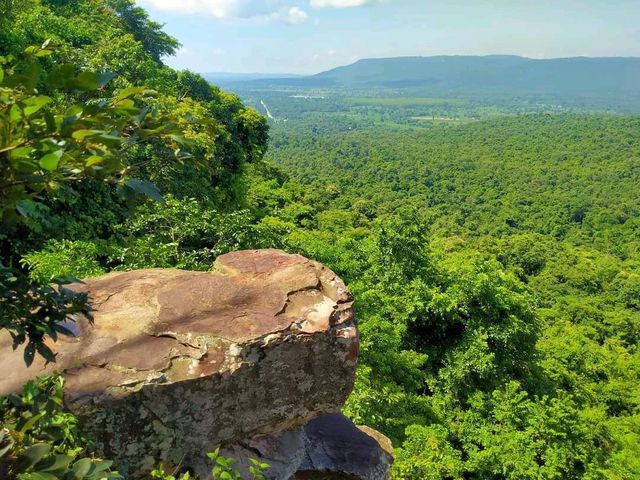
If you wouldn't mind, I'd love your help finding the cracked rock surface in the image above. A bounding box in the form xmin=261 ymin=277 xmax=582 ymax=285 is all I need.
xmin=0 ymin=249 xmax=359 ymax=477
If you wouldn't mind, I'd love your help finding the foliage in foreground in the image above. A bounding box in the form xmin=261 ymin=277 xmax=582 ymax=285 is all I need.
xmin=0 ymin=42 xmax=193 ymax=360
xmin=1 ymin=0 xmax=267 ymax=360
xmin=0 ymin=375 xmax=123 ymax=479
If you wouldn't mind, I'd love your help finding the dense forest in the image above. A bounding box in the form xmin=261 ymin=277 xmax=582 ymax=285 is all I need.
xmin=261 ymin=113 xmax=640 ymax=479
xmin=1 ymin=1 xmax=639 ymax=479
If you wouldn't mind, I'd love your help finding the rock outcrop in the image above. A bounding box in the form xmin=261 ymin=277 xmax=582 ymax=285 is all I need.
xmin=221 ymin=413 xmax=394 ymax=480
xmin=0 ymin=249 xmax=392 ymax=478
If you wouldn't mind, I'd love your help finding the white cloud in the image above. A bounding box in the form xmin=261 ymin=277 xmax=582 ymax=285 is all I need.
xmin=139 ymin=0 xmax=280 ymax=19
xmin=286 ymin=6 xmax=308 ymax=24
xmin=140 ymin=0 xmax=376 ymax=17
xmin=310 ymin=0 xmax=377 ymax=7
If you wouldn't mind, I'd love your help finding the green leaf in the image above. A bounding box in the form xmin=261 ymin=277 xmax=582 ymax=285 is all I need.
xmin=10 ymin=146 xmax=35 ymax=159
xmin=72 ymin=129 xmax=103 ymax=140
xmin=10 ymin=103 xmax=22 ymax=122
xmin=97 ymin=72 xmax=116 ymax=87
xmin=0 ymin=67 xmax=4 ymax=84
xmin=4 ymin=62 xmax=40 ymax=89
xmin=116 ymin=86 xmax=145 ymax=101
xmin=28 ymin=472 xmax=58 ymax=480
xmin=35 ymin=49 xmax=54 ymax=58
xmin=114 ymin=99 xmax=136 ymax=110
xmin=39 ymin=153 xmax=60 ymax=171
xmin=169 ymin=134 xmax=195 ymax=147
xmin=206 ymin=447 xmax=220 ymax=460
xmin=44 ymin=110 xmax=57 ymax=131
xmin=24 ymin=62 xmax=42 ymax=88
xmin=74 ymin=71 xmax=99 ymax=90
xmin=36 ymin=453 xmax=74 ymax=472
xmin=18 ymin=412 xmax=43 ymax=433
xmin=124 ymin=179 xmax=165 ymax=203
xmin=94 ymin=135 xmax=123 ymax=148
xmin=12 ymin=158 xmax=38 ymax=173
xmin=216 ymin=456 xmax=235 ymax=467
xmin=72 ymin=458 xmax=93 ymax=479
xmin=92 ymin=460 xmax=114 ymax=473
xmin=85 ymin=155 xmax=104 ymax=167
xmin=16 ymin=443 xmax=51 ymax=469
xmin=23 ymin=96 xmax=53 ymax=117
xmin=73 ymin=71 xmax=114 ymax=91
xmin=48 ymin=64 xmax=76 ymax=89
xmin=138 ymin=126 xmax=167 ymax=139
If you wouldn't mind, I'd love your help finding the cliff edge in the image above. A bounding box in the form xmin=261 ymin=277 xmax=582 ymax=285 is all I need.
xmin=0 ymin=249 xmax=392 ymax=479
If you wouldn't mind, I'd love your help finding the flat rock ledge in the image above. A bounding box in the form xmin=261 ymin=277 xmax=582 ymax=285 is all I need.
xmin=0 ymin=250 xmax=392 ymax=478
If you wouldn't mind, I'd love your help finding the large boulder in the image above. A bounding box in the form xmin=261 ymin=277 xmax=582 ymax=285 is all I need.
xmin=0 ymin=250 xmax=359 ymax=477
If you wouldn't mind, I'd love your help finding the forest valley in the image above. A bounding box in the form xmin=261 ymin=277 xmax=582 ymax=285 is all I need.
xmin=1 ymin=1 xmax=639 ymax=479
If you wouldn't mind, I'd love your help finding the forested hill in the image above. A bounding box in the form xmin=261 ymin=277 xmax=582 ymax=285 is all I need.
xmin=238 ymin=55 xmax=640 ymax=112
xmin=313 ymin=55 xmax=640 ymax=92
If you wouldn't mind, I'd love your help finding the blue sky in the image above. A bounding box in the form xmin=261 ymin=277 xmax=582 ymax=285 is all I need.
xmin=136 ymin=0 xmax=640 ymax=74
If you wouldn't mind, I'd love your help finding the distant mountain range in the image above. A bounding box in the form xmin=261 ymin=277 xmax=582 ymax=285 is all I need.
xmin=313 ymin=55 xmax=639 ymax=92
xmin=211 ymin=55 xmax=640 ymax=111
xmin=201 ymin=72 xmax=300 ymax=85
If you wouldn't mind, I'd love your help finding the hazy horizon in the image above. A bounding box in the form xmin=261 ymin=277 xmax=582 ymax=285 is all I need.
xmin=200 ymin=53 xmax=640 ymax=78
xmin=137 ymin=0 xmax=640 ymax=74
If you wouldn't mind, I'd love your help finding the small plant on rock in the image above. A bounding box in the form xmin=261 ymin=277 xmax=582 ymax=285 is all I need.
xmin=207 ymin=448 xmax=268 ymax=480
xmin=0 ymin=375 xmax=122 ymax=480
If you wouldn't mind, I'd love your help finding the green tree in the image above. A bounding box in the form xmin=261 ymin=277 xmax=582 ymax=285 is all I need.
xmin=0 ymin=44 xmax=186 ymax=361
